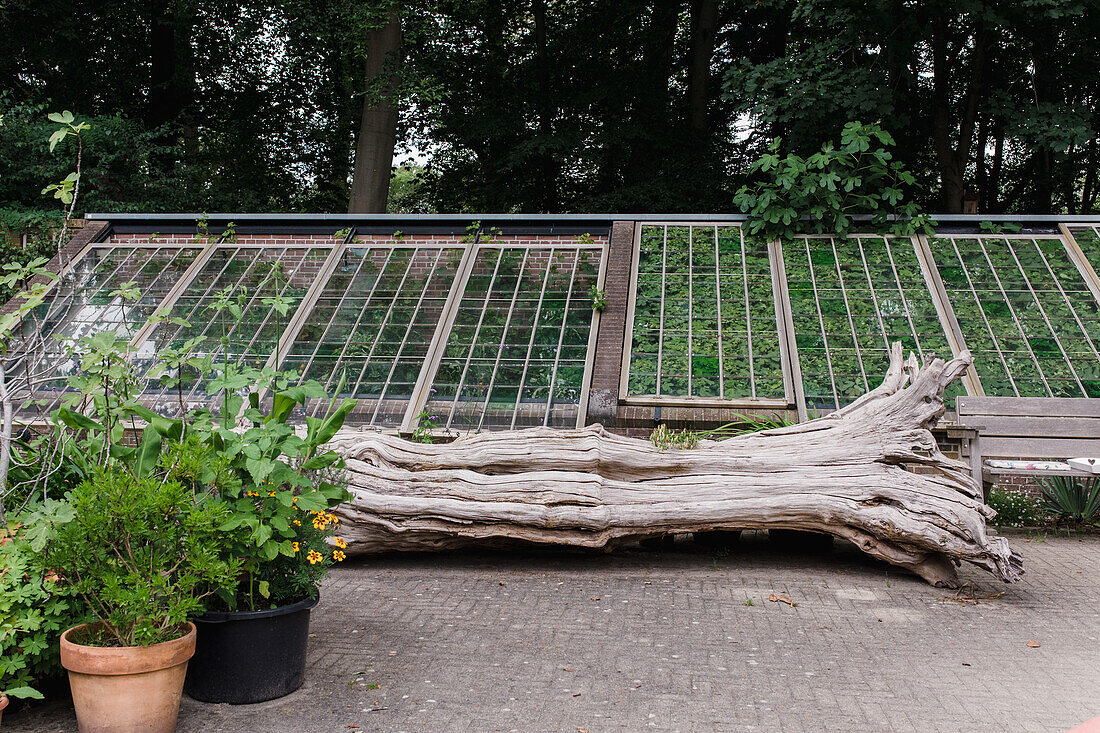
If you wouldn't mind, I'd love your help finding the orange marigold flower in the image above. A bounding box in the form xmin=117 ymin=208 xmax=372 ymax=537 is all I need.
xmin=307 ymin=550 xmax=323 ymax=565
xmin=333 ymin=537 xmax=347 ymax=549
xmin=291 ymin=542 xmax=300 ymax=553
xmin=333 ymin=550 xmax=346 ymax=562
xmin=293 ymin=519 xmax=301 ymax=526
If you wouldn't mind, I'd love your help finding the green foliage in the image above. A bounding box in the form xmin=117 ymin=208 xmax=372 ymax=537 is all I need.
xmin=1037 ymin=476 xmax=1100 ymax=526
xmin=388 ymin=164 xmax=435 ymax=213
xmin=185 ymin=364 xmax=355 ymax=610
xmin=978 ymin=221 xmax=1023 ymax=234
xmin=650 ymin=412 xmax=801 ymax=452
xmin=734 ymin=122 xmax=936 ymax=240
xmin=589 ymin=285 xmax=607 ymax=312
xmin=709 ymin=412 xmax=800 ymax=438
xmin=986 ymin=486 xmax=1049 ymax=528
xmin=52 ymin=328 xmax=183 ymax=485
xmin=40 ymin=469 xmax=240 ymax=647
xmin=410 ymin=409 xmax=439 ymax=444
xmin=0 ymin=3 xmax=1097 ymax=215
xmin=649 ymin=424 xmax=700 ymax=451
xmin=0 ymin=518 xmax=83 ymax=699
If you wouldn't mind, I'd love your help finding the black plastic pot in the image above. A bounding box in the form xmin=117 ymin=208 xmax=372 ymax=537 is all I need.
xmin=184 ymin=595 xmax=318 ymax=704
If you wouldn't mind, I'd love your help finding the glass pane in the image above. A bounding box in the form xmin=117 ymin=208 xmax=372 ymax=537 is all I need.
xmin=627 ymin=224 xmax=786 ymax=401
xmin=928 ymin=235 xmax=1100 ymax=398
xmin=423 ymin=244 xmax=602 ymax=432
xmin=11 ymin=245 xmax=204 ymax=412
xmin=785 ymin=236 xmax=957 ymax=411
xmin=282 ymin=245 xmax=463 ymax=428
xmin=134 ymin=245 xmax=329 ymax=415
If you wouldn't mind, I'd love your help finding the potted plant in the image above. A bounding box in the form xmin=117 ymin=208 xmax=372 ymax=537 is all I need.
xmin=180 ymin=372 xmax=355 ymax=704
xmin=40 ymin=468 xmax=239 ymax=732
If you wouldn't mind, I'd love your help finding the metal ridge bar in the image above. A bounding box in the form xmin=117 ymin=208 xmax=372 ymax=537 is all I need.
xmin=912 ymin=234 xmax=983 ymax=396
xmin=399 ymin=240 xmax=482 ymax=433
xmin=88 ymin=213 xmax=1100 ymax=224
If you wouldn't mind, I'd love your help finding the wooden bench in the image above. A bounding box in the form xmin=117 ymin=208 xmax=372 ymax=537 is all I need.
xmin=954 ymin=396 xmax=1100 ymax=487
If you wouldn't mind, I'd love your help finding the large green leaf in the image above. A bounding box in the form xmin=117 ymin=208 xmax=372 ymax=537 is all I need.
xmin=305 ymin=397 xmax=356 ymax=448
xmin=133 ymin=424 xmax=162 ymax=478
xmin=56 ymin=406 xmax=103 ymax=432
xmin=128 ymin=405 xmax=183 ymax=442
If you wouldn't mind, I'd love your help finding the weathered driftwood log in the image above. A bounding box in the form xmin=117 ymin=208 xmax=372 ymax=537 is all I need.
xmin=328 ymin=344 xmax=1023 ymax=588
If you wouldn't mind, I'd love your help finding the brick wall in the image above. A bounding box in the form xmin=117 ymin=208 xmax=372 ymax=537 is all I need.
xmin=585 ymin=222 xmax=633 ymax=427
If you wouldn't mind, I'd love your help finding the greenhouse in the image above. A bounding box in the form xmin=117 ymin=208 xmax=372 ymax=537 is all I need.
xmin=9 ymin=212 xmax=1100 ymax=446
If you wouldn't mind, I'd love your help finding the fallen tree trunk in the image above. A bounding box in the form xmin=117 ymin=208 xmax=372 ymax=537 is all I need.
xmin=327 ymin=344 xmax=1023 ymax=587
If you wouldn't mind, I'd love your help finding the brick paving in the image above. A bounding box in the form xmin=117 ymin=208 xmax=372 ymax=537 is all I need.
xmin=8 ymin=530 xmax=1099 ymax=732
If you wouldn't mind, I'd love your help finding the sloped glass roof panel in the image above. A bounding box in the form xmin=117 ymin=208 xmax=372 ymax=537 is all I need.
xmin=784 ymin=235 xmax=957 ymax=410
xmin=422 ymin=242 xmax=601 ymax=431
xmin=133 ymin=241 xmax=331 ymax=414
xmin=12 ymin=241 xmax=204 ymax=411
xmin=279 ymin=242 xmax=464 ymax=428
xmin=927 ymin=235 xmax=1100 ymax=398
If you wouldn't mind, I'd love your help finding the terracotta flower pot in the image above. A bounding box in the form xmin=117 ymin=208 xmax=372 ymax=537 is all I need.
xmin=60 ymin=622 xmax=196 ymax=733
xmin=0 ymin=692 xmax=8 ymax=728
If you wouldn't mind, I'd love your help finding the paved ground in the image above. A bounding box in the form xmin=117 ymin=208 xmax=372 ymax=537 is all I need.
xmin=7 ymin=529 xmax=1099 ymax=732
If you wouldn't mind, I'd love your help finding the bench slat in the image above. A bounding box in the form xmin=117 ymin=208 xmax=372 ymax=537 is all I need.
xmin=957 ymin=396 xmax=1100 ymax=418
xmin=958 ymin=415 xmax=1100 ymax=439
xmin=978 ymin=436 xmax=1100 ymax=460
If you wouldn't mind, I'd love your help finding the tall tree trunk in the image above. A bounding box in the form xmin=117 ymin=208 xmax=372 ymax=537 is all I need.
xmin=148 ymin=1 xmax=194 ymax=172
xmin=349 ymin=9 xmax=402 ymax=214
xmin=687 ymin=0 xmax=718 ymax=139
xmin=931 ymin=14 xmax=987 ymax=213
xmin=623 ymin=0 xmax=681 ymax=191
xmin=532 ymin=0 xmax=559 ymax=213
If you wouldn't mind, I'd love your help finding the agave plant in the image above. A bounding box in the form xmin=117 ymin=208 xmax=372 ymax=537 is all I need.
xmin=1037 ymin=476 xmax=1100 ymax=526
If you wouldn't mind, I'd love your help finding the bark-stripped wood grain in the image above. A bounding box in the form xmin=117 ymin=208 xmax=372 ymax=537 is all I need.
xmin=328 ymin=344 xmax=1022 ymax=587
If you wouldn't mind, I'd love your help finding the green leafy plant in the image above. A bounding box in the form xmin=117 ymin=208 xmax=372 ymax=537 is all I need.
xmin=411 ymin=409 xmax=439 ymax=444
xmin=589 ymin=285 xmax=607 ymax=312
xmin=39 ymin=111 xmax=89 ymax=249
xmin=52 ymin=328 xmax=182 ymax=485
xmin=710 ymin=412 xmax=800 ymax=438
xmin=734 ymin=121 xmax=936 ymax=240
xmin=978 ymin=221 xmax=1022 ymax=234
xmin=0 ymin=517 xmax=82 ymax=700
xmin=649 ymin=424 xmax=700 ymax=451
xmin=39 ymin=469 xmax=240 ymax=647
xmin=187 ymin=364 xmax=356 ymax=611
xmin=986 ymin=486 xmax=1049 ymax=528
xmin=1037 ymin=476 xmax=1100 ymax=527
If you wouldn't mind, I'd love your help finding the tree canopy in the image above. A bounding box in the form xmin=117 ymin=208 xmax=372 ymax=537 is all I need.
xmin=0 ymin=0 xmax=1097 ymax=218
